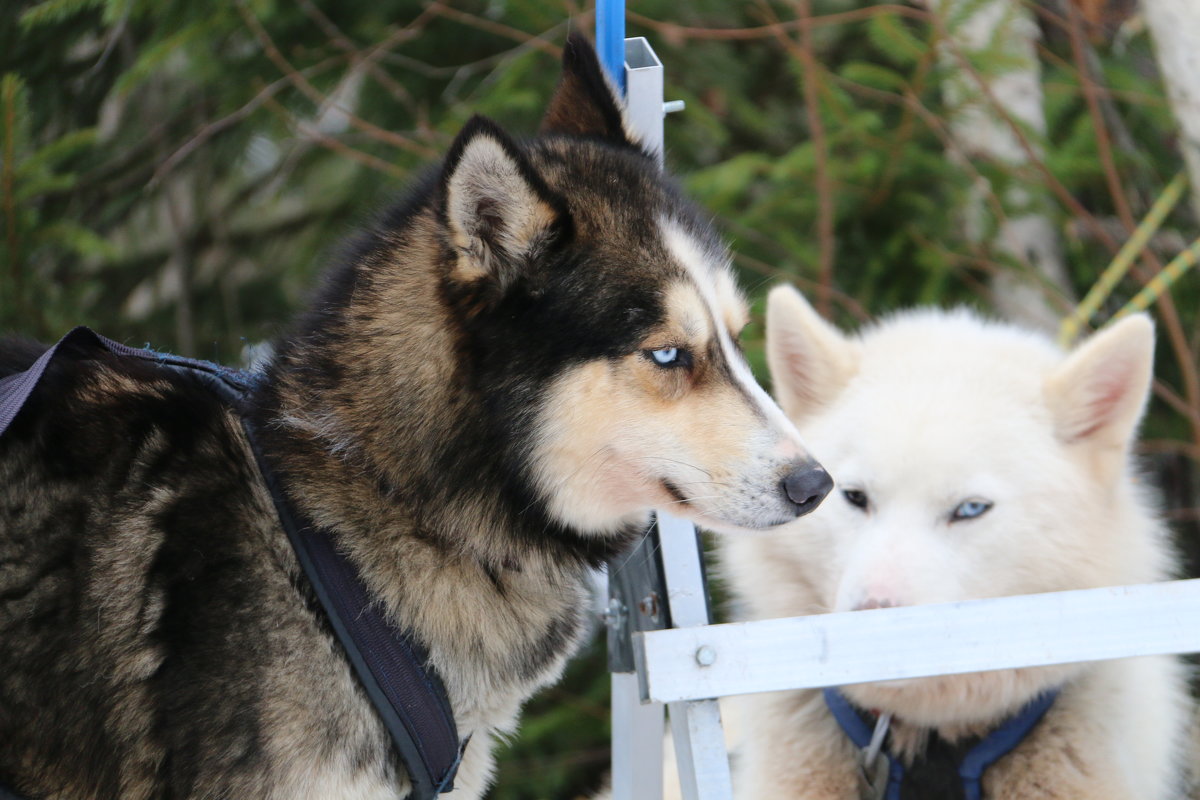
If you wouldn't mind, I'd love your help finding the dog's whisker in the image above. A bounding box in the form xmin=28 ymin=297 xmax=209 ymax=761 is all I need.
xmin=629 ymin=456 xmax=714 ymax=479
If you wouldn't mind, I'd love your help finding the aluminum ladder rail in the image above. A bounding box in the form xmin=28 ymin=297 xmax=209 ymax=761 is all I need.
xmin=600 ymin=26 xmax=735 ymax=800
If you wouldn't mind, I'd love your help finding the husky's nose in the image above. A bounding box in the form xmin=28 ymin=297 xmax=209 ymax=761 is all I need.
xmin=782 ymin=462 xmax=833 ymax=517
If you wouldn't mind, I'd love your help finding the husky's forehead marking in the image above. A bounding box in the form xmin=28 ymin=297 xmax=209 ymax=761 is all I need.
xmin=658 ymin=217 xmax=737 ymax=328
xmin=660 ymin=218 xmax=798 ymax=439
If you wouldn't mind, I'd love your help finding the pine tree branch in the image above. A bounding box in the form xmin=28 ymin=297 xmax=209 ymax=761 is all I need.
xmin=761 ymin=0 xmax=836 ymax=319
xmin=261 ymin=95 xmax=407 ymax=179
xmin=3 ymin=81 xmax=17 ymax=299
xmin=151 ymin=56 xmax=346 ymax=188
xmin=626 ymin=5 xmax=930 ymax=42
xmin=1058 ymin=0 xmax=1200 ymax=449
xmin=421 ymin=4 xmax=561 ymax=57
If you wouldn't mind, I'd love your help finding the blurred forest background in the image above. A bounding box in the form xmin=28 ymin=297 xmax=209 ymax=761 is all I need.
xmin=2 ymin=0 xmax=1199 ymax=797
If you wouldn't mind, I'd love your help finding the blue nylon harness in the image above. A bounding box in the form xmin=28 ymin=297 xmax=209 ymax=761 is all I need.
xmin=0 ymin=327 xmax=463 ymax=800
xmin=823 ymin=686 xmax=1059 ymax=800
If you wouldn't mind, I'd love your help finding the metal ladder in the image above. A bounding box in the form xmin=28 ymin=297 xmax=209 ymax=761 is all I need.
xmin=607 ymin=511 xmax=732 ymax=800
xmin=598 ymin=29 xmax=735 ymax=800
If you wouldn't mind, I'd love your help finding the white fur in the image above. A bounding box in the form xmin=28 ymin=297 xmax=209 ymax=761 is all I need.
xmin=719 ymin=287 xmax=1192 ymax=798
xmin=659 ymin=219 xmax=803 ymax=456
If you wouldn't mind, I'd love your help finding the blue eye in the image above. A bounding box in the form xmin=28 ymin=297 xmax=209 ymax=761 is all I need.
xmin=951 ymin=499 xmax=992 ymax=522
xmin=650 ymin=347 xmax=679 ymax=366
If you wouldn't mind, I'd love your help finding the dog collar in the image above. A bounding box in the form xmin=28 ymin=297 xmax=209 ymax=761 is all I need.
xmin=823 ymin=686 xmax=1059 ymax=800
xmin=0 ymin=327 xmax=463 ymax=800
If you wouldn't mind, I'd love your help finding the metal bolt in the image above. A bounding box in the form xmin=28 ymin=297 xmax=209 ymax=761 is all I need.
xmin=695 ymin=645 xmax=717 ymax=667
xmin=605 ymin=597 xmax=627 ymax=630
xmin=637 ymin=591 xmax=660 ymax=620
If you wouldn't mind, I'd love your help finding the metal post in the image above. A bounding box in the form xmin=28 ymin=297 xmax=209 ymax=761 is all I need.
xmin=623 ymin=38 xmax=665 ymax=163
xmin=597 ymin=18 xmax=665 ymax=800
xmin=597 ymin=17 xmax=663 ymax=800
xmin=608 ymin=531 xmax=669 ymax=800
xmin=656 ymin=514 xmax=733 ymax=800
xmin=596 ymin=22 xmax=726 ymax=800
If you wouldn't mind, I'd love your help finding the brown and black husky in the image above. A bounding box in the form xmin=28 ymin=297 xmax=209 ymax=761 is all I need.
xmin=0 ymin=35 xmax=830 ymax=799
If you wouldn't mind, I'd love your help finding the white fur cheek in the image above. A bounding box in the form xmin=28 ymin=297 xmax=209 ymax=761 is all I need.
xmin=526 ymin=364 xmax=661 ymax=536
xmin=718 ymin=518 xmax=840 ymax=620
xmin=958 ymin=484 xmax=1109 ymax=599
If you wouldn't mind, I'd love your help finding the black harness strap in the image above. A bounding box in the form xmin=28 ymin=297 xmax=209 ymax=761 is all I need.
xmin=0 ymin=327 xmax=463 ymax=799
xmin=241 ymin=417 xmax=464 ymax=797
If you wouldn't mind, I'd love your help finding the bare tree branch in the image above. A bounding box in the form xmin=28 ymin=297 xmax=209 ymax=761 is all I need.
xmin=235 ymin=1 xmax=439 ymax=159
xmin=627 ymin=5 xmax=930 ymax=42
xmin=764 ymin=0 xmax=837 ymax=318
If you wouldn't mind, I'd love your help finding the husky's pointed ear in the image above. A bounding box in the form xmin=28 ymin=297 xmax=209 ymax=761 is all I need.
xmin=540 ymin=33 xmax=638 ymax=149
xmin=766 ymin=285 xmax=860 ymax=421
xmin=441 ymin=115 xmax=568 ymax=293
xmin=1045 ymin=314 xmax=1154 ymax=465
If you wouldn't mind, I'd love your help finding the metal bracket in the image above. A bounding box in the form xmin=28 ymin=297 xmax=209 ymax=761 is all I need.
xmin=607 ymin=525 xmax=673 ymax=673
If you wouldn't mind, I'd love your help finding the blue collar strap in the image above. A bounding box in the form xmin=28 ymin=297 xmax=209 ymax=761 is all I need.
xmin=0 ymin=327 xmax=463 ymax=800
xmin=824 ymin=686 xmax=1059 ymax=800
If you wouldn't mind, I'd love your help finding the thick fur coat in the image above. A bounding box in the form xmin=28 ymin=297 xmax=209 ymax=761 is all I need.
xmin=720 ymin=287 xmax=1192 ymax=799
xmin=0 ymin=38 xmax=830 ymax=800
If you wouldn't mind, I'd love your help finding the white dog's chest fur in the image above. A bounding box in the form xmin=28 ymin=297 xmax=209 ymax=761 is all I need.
xmin=726 ymin=656 xmax=1188 ymax=800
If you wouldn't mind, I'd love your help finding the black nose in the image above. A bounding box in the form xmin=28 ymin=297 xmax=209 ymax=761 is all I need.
xmin=782 ymin=461 xmax=833 ymax=517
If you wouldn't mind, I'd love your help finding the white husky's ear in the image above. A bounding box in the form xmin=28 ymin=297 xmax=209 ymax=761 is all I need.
xmin=442 ymin=115 xmax=567 ymax=292
xmin=766 ymin=285 xmax=860 ymax=420
xmin=1045 ymin=314 xmax=1154 ymax=461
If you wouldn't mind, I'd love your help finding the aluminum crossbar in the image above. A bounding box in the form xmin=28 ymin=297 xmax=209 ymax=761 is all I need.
xmin=635 ymin=578 xmax=1200 ymax=705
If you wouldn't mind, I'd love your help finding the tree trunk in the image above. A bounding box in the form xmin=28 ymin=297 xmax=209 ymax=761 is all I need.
xmin=1143 ymin=0 xmax=1200 ymax=223
xmin=928 ymin=0 xmax=1073 ymax=332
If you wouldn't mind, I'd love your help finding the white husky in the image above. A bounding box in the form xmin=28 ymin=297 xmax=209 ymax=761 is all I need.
xmin=719 ymin=286 xmax=1192 ymax=799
